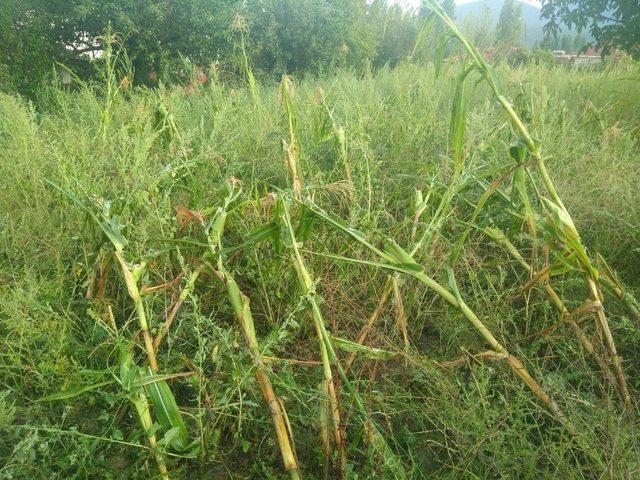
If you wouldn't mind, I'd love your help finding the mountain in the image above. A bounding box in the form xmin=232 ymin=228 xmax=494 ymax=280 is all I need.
xmin=454 ymin=0 xmax=548 ymax=47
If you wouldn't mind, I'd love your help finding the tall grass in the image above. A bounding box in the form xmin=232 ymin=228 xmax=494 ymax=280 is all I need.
xmin=0 ymin=24 xmax=639 ymax=479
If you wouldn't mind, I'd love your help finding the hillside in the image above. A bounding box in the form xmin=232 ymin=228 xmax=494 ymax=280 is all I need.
xmin=455 ymin=0 xmax=551 ymax=46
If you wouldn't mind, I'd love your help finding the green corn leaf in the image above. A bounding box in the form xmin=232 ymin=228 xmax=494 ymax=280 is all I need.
xmin=37 ymin=380 xmax=116 ymax=402
xmin=245 ymin=221 xmax=279 ymax=244
xmin=541 ymin=198 xmax=598 ymax=279
xmin=297 ymin=198 xmax=373 ymax=247
xmin=331 ymin=337 xmax=398 ymax=360
xmin=295 ymin=205 xmax=316 ymax=242
xmin=483 ymin=227 xmax=527 ymax=267
xmin=509 ymin=140 xmax=526 ymax=164
xmin=449 ymin=69 xmax=470 ymax=166
xmin=131 ymin=373 xmax=196 ymax=388
xmin=410 ymin=12 xmax=435 ymax=58
xmin=381 ymin=238 xmax=424 ymax=273
xmin=434 ymin=34 xmax=453 ymax=81
xmin=45 ymin=179 xmax=128 ymax=252
xmin=142 ymin=367 xmax=191 ymax=452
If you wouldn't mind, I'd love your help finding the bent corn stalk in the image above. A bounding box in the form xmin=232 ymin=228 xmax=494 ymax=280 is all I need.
xmin=299 ymin=198 xmax=564 ymax=419
xmin=200 ymin=183 xmax=302 ymax=479
xmin=279 ymin=202 xmax=346 ymax=475
xmin=115 ymin=252 xmax=159 ymax=372
xmin=422 ymin=0 xmax=632 ymax=414
xmin=215 ymin=261 xmax=302 ymax=480
xmin=280 ymin=199 xmax=410 ymax=480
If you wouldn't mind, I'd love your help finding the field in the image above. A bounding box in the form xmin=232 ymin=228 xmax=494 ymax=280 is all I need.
xmin=1 ymin=34 xmax=640 ymax=479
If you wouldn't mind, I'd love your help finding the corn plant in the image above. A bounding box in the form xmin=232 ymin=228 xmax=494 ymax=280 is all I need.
xmin=280 ymin=75 xmax=303 ymax=198
xmin=45 ymin=182 xmax=197 ymax=476
xmin=420 ymin=0 xmax=632 ymax=413
xmin=213 ymin=259 xmax=302 ymax=480
xmin=279 ymin=197 xmax=409 ymax=479
xmin=297 ymin=197 xmax=564 ymax=419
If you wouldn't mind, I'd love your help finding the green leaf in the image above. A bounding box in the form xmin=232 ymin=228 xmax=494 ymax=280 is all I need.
xmin=37 ymin=380 xmax=116 ymax=402
xmin=449 ymin=69 xmax=471 ymax=165
xmin=508 ymin=139 xmax=527 ymax=163
xmin=142 ymin=367 xmax=191 ymax=452
xmin=332 ymin=337 xmax=398 ymax=360
xmin=45 ymin=180 xmax=128 ymax=252
xmin=381 ymin=238 xmax=424 ymax=272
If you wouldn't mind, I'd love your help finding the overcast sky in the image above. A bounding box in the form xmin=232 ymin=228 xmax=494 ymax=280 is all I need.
xmin=394 ymin=0 xmax=542 ymax=7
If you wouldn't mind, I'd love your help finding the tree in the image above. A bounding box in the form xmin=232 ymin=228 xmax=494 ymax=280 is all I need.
xmin=560 ymin=33 xmax=574 ymax=52
xmin=574 ymin=31 xmax=588 ymax=52
xmin=461 ymin=0 xmax=494 ymax=49
xmin=0 ymin=0 xmax=241 ymax=94
xmin=495 ymin=0 xmax=524 ymax=46
xmin=241 ymin=0 xmax=379 ymax=76
xmin=541 ymin=0 xmax=640 ymax=55
xmin=0 ymin=0 xmax=379 ymax=93
xmin=369 ymin=2 xmax=420 ymax=68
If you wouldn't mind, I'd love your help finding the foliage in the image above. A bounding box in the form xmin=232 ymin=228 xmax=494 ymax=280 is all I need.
xmin=541 ymin=0 xmax=640 ymax=55
xmin=0 ymin=0 xmax=425 ymax=95
xmin=496 ymin=0 xmax=524 ymax=45
xmin=0 ymin=22 xmax=639 ymax=480
xmin=508 ymin=48 xmax=557 ymax=67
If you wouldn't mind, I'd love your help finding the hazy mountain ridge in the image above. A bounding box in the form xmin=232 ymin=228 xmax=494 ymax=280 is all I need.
xmin=454 ymin=0 xmax=575 ymax=47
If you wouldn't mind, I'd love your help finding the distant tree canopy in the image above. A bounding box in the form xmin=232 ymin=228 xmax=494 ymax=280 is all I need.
xmin=1 ymin=0 xmax=637 ymax=96
xmin=0 ymin=0 xmax=240 ymax=94
xmin=541 ymin=0 xmax=640 ymax=55
xmin=1 ymin=0 xmax=453 ymax=95
xmin=496 ymin=0 xmax=524 ymax=46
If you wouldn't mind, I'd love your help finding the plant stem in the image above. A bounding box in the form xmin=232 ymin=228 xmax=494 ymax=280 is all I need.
xmin=115 ymin=251 xmax=159 ymax=372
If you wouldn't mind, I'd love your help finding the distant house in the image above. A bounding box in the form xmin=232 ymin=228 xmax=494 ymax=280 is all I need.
xmin=553 ymin=47 xmax=602 ymax=67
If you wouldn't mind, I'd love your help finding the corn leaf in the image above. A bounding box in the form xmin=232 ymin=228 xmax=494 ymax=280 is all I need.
xmin=142 ymin=367 xmax=191 ymax=453
xmin=332 ymin=337 xmax=398 ymax=360
xmin=37 ymin=380 xmax=116 ymax=402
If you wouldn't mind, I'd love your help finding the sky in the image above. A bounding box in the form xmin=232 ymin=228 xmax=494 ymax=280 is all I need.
xmin=393 ymin=0 xmax=542 ymax=7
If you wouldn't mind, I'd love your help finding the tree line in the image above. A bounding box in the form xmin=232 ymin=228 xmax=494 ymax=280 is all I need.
xmin=0 ymin=0 xmax=636 ymax=96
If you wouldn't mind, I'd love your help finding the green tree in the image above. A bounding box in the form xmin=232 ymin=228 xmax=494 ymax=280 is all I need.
xmin=461 ymin=0 xmax=494 ymax=49
xmin=369 ymin=2 xmax=420 ymax=68
xmin=242 ymin=0 xmax=379 ymax=76
xmin=541 ymin=0 xmax=640 ymax=55
xmin=560 ymin=33 xmax=574 ymax=52
xmin=574 ymin=31 xmax=588 ymax=52
xmin=0 ymin=0 xmax=241 ymax=94
xmin=495 ymin=0 xmax=523 ymax=46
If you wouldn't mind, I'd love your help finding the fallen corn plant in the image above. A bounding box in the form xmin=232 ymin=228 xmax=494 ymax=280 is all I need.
xmin=213 ymin=258 xmax=302 ymax=480
xmin=297 ymin=197 xmax=565 ymax=418
xmin=195 ymin=182 xmax=303 ymax=479
xmin=45 ymin=181 xmax=197 ymax=476
xmin=421 ymin=0 xmax=633 ymax=414
xmin=278 ymin=198 xmax=346 ymax=476
xmin=279 ymin=197 xmax=412 ymax=480
xmin=296 ymin=197 xmax=616 ymax=469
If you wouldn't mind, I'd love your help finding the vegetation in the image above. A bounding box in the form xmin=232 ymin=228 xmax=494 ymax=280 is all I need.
xmin=541 ymin=0 xmax=640 ymax=55
xmin=1 ymin=3 xmax=640 ymax=480
xmin=2 ymin=0 xmax=639 ymax=98
xmin=0 ymin=0 xmax=431 ymax=96
xmin=495 ymin=0 xmax=523 ymax=46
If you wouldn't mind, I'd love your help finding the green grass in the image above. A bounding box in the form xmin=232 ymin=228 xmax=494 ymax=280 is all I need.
xmin=0 ymin=42 xmax=639 ymax=479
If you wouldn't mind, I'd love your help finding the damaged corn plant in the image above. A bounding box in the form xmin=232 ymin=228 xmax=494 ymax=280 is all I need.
xmin=1 ymin=5 xmax=639 ymax=480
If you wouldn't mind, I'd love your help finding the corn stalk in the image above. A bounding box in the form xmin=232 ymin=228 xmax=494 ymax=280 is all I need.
xmin=214 ymin=261 xmax=302 ymax=480
xmin=280 ymin=76 xmax=303 ymax=198
xmin=279 ymin=200 xmax=345 ymax=476
xmin=299 ymin=198 xmax=564 ymax=419
xmin=195 ymin=182 xmax=302 ymax=478
xmin=422 ymin=0 xmax=632 ymax=414
xmin=115 ymin=252 xmax=159 ymax=372
xmin=280 ymin=198 xmax=409 ymax=479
